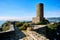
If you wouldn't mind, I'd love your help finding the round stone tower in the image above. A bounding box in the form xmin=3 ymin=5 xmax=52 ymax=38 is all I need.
xmin=36 ymin=3 xmax=44 ymax=21
xmin=32 ymin=3 xmax=44 ymax=24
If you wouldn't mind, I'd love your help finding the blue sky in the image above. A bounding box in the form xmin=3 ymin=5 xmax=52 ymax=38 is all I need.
xmin=0 ymin=0 xmax=60 ymax=20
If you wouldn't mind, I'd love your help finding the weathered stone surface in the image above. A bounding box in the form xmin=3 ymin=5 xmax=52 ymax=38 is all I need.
xmin=32 ymin=3 xmax=44 ymax=24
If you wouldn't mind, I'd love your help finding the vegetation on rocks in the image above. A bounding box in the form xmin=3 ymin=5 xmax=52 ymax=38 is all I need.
xmin=46 ymin=22 xmax=60 ymax=39
xmin=0 ymin=28 xmax=2 ymax=31
xmin=47 ymin=22 xmax=60 ymax=30
xmin=1 ymin=21 xmax=32 ymax=30
xmin=2 ymin=26 xmax=10 ymax=31
xmin=1 ymin=22 xmax=10 ymax=31
xmin=18 ymin=23 xmax=33 ymax=30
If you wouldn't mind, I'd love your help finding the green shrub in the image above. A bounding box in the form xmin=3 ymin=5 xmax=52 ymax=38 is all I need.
xmin=0 ymin=28 xmax=2 ymax=31
xmin=20 ymin=23 xmax=28 ymax=30
xmin=2 ymin=26 xmax=10 ymax=31
xmin=46 ymin=23 xmax=60 ymax=38
xmin=47 ymin=23 xmax=59 ymax=30
xmin=18 ymin=23 xmax=32 ymax=30
xmin=15 ymin=22 xmax=24 ymax=27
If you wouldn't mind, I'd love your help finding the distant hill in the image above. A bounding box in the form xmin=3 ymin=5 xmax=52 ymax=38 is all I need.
xmin=47 ymin=17 xmax=60 ymax=22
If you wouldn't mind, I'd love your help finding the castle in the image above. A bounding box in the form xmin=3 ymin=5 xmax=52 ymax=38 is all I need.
xmin=32 ymin=3 xmax=44 ymax=24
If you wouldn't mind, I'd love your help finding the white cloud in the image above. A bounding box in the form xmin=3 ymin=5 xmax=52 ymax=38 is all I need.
xmin=0 ymin=16 xmax=32 ymax=21
xmin=45 ymin=11 xmax=60 ymax=18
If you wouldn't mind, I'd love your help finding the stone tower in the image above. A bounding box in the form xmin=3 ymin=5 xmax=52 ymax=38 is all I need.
xmin=32 ymin=3 xmax=44 ymax=24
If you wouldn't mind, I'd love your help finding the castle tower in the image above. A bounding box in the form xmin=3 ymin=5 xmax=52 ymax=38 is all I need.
xmin=32 ymin=3 xmax=44 ymax=24
xmin=36 ymin=3 xmax=44 ymax=21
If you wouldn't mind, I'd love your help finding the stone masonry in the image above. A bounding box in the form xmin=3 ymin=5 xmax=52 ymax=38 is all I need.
xmin=32 ymin=3 xmax=44 ymax=24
